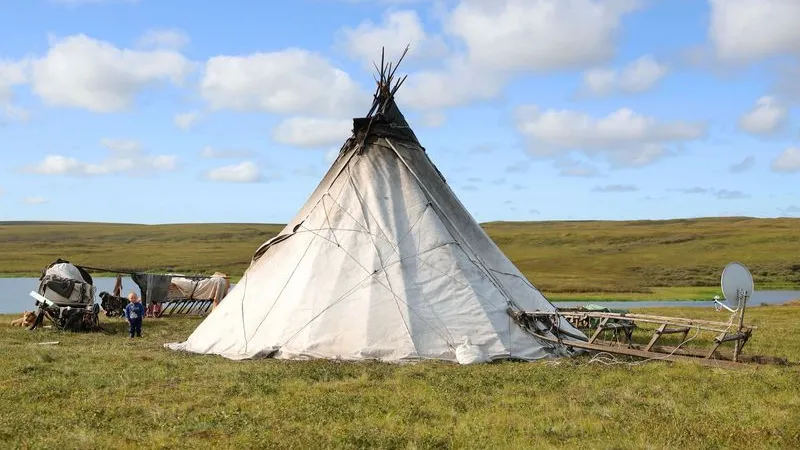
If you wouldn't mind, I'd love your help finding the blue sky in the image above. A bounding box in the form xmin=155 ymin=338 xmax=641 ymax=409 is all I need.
xmin=0 ymin=0 xmax=798 ymax=224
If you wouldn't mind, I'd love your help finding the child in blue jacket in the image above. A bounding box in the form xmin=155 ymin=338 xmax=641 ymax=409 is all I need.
xmin=124 ymin=292 xmax=145 ymax=338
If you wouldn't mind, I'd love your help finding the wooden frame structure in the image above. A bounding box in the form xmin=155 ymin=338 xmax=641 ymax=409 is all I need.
xmin=156 ymin=298 xmax=215 ymax=317
xmin=507 ymin=289 xmax=785 ymax=368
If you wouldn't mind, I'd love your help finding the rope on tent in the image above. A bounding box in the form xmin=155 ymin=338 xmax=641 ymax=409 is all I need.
xmin=343 ymin=161 xmax=422 ymax=354
xmin=300 ymin=195 xmax=513 ymax=343
xmin=295 ymin=220 xmax=457 ymax=349
xmin=280 ymin=272 xmax=389 ymax=348
xmin=244 ymin=226 xmax=321 ymax=349
xmin=383 ymin=138 xmax=524 ymax=312
xmin=321 ymin=195 xmax=341 ymax=248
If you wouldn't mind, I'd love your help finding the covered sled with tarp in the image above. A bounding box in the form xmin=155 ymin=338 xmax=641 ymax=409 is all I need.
xmin=131 ymin=272 xmax=230 ymax=316
xmin=28 ymin=259 xmax=102 ymax=332
xmin=37 ymin=258 xmax=96 ymax=307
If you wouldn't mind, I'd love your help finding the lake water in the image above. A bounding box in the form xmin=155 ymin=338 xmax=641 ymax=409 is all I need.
xmin=1 ymin=277 xmax=798 ymax=314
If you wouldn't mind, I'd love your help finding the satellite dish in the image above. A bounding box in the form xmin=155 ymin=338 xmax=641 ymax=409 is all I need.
xmin=716 ymin=262 xmax=754 ymax=312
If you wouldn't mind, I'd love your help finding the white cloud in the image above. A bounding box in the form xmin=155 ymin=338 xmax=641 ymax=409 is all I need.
xmin=582 ymin=55 xmax=668 ymax=96
xmin=402 ymin=57 xmax=507 ymax=110
xmin=709 ymin=0 xmax=800 ymax=62
xmin=136 ymin=29 xmax=190 ymax=50
xmin=174 ymin=111 xmax=201 ymax=130
xmin=204 ymin=161 xmax=261 ymax=183
xmin=0 ymin=60 xmax=28 ymax=103
xmin=772 ymin=147 xmax=800 ymax=173
xmin=22 ymin=197 xmax=48 ymax=205
xmin=775 ymin=62 xmax=800 ymax=104
xmin=100 ymin=138 xmax=140 ymax=154
xmin=675 ymin=187 xmax=711 ymax=194
xmin=420 ymin=111 xmax=446 ymax=127
xmin=30 ymin=34 xmax=194 ymax=112
xmin=714 ymin=189 xmax=748 ymax=199
xmin=200 ymin=49 xmax=367 ymax=117
xmin=325 ymin=147 xmax=341 ymax=164
xmin=272 ymin=117 xmax=352 ymax=148
xmin=729 ymin=155 xmax=755 ymax=173
xmin=593 ymin=184 xmax=638 ymax=192
xmin=4 ymin=104 xmax=31 ymax=122
xmin=674 ymin=187 xmax=749 ymax=199
xmin=556 ymin=159 xmax=600 ymax=177
xmin=445 ymin=0 xmax=641 ymax=73
xmin=403 ymin=0 xmax=640 ymax=110
xmin=335 ymin=10 xmax=448 ymax=66
xmin=737 ymin=96 xmax=788 ymax=135
xmin=515 ymin=106 xmax=707 ymax=167
xmin=200 ymin=146 xmax=255 ymax=159
xmin=0 ymin=59 xmax=29 ymax=120
xmin=25 ymin=139 xmax=177 ymax=176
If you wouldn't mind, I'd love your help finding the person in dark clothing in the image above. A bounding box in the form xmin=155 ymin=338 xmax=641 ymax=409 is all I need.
xmin=124 ymin=292 xmax=145 ymax=338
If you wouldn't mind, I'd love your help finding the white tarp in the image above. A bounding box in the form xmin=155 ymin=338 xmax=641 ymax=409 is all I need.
xmin=38 ymin=262 xmax=96 ymax=307
xmin=168 ymin=273 xmax=230 ymax=304
xmin=166 ymin=135 xmax=585 ymax=362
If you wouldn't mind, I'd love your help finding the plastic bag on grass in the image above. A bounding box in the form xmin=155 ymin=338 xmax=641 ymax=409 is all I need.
xmin=455 ymin=336 xmax=489 ymax=365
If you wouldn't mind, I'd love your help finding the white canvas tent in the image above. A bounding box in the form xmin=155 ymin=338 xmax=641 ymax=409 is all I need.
xmin=167 ymin=50 xmax=585 ymax=362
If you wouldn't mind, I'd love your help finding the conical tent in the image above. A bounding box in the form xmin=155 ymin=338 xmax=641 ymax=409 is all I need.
xmin=167 ymin=49 xmax=584 ymax=362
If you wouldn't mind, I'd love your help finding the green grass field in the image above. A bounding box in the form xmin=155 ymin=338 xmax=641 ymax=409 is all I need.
xmin=2 ymin=217 xmax=799 ymax=300
xmin=1 ymin=304 xmax=798 ymax=449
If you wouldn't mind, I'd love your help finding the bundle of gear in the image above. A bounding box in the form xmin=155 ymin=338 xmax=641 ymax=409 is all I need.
xmin=30 ymin=259 xmax=103 ymax=332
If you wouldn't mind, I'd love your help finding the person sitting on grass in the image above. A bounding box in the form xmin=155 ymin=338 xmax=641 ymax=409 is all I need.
xmin=124 ymin=292 xmax=145 ymax=338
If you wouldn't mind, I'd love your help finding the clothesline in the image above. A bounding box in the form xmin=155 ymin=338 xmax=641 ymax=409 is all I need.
xmin=75 ymin=264 xmax=216 ymax=280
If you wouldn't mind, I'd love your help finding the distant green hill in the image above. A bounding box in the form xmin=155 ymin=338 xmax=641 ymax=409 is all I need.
xmin=2 ymin=217 xmax=798 ymax=300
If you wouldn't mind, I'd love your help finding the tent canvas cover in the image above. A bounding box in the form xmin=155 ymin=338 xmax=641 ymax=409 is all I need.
xmin=167 ymin=49 xmax=585 ymax=362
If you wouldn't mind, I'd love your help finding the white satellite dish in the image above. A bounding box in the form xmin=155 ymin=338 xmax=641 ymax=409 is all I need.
xmin=715 ymin=262 xmax=754 ymax=312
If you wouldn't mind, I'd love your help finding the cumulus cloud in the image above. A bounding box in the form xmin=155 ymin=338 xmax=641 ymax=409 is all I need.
xmin=0 ymin=59 xmax=29 ymax=120
xmin=729 ymin=155 xmax=755 ymax=173
xmin=515 ymin=106 xmax=707 ymax=167
xmin=174 ymin=111 xmax=201 ymax=130
xmin=29 ymin=34 xmax=194 ymax=112
xmin=555 ymin=159 xmax=600 ymax=177
xmin=771 ymin=147 xmax=800 ymax=173
xmin=200 ymin=146 xmax=255 ymax=159
xmin=204 ymin=161 xmax=262 ymax=183
xmin=581 ymin=55 xmax=668 ymax=96
xmin=272 ymin=117 xmax=352 ymax=148
xmin=708 ymin=0 xmax=800 ymax=62
xmin=592 ymin=184 xmax=638 ymax=192
xmin=674 ymin=187 xmax=748 ymax=199
xmin=774 ymin=62 xmax=800 ymax=104
xmin=447 ymin=0 xmax=640 ymax=72
xmin=136 ymin=29 xmax=190 ymax=50
xmin=335 ymin=10 xmax=448 ymax=66
xmin=403 ymin=0 xmax=641 ymax=110
xmin=200 ymin=49 xmax=367 ymax=117
xmin=504 ymin=161 xmax=531 ymax=174
xmin=675 ymin=187 xmax=711 ymax=194
xmin=737 ymin=96 xmax=788 ymax=135
xmin=324 ymin=148 xmax=341 ymax=164
xmin=402 ymin=57 xmax=507 ymax=110
xmin=420 ymin=111 xmax=446 ymax=128
xmin=24 ymin=139 xmax=177 ymax=176
xmin=22 ymin=197 xmax=48 ymax=205
xmin=714 ymin=189 xmax=748 ymax=199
